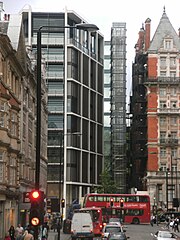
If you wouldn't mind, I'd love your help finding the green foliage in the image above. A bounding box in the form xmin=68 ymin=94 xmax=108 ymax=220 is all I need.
xmin=94 ymin=169 xmax=117 ymax=193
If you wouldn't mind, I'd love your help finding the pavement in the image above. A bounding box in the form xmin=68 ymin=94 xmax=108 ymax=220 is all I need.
xmin=48 ymin=230 xmax=71 ymax=240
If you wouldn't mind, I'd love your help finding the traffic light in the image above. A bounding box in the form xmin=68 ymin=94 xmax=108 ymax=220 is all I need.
xmin=120 ymin=198 xmax=124 ymax=208
xmin=29 ymin=190 xmax=45 ymax=226
xmin=110 ymin=198 xmax=114 ymax=207
xmin=61 ymin=198 xmax=65 ymax=208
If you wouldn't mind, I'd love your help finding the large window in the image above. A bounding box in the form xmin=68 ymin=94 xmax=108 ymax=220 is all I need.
xmin=47 ymin=64 xmax=63 ymax=78
xmin=0 ymin=151 xmax=5 ymax=183
xmin=48 ymin=97 xmax=63 ymax=112
xmin=48 ymin=81 xmax=63 ymax=95
xmin=48 ymin=114 xmax=63 ymax=128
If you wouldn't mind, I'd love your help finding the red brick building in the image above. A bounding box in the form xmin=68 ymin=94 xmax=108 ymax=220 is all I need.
xmin=130 ymin=7 xmax=180 ymax=211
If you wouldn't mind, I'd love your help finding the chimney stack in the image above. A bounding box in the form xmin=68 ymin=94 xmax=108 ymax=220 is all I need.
xmin=145 ymin=18 xmax=151 ymax=51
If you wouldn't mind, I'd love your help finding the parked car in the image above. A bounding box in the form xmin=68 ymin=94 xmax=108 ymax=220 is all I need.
xmin=108 ymin=232 xmax=130 ymax=240
xmin=151 ymin=230 xmax=180 ymax=240
xmin=102 ymin=224 xmax=125 ymax=239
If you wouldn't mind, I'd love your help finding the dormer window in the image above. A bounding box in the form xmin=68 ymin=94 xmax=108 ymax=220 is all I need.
xmin=164 ymin=39 xmax=173 ymax=50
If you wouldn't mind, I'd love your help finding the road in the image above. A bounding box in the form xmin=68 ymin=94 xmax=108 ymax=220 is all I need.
xmin=48 ymin=223 xmax=180 ymax=240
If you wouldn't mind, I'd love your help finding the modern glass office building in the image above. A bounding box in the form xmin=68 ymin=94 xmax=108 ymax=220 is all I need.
xmin=104 ymin=23 xmax=127 ymax=192
xmin=21 ymin=5 xmax=104 ymax=215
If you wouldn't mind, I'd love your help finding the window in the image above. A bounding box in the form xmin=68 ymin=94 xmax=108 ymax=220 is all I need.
xmin=170 ymin=57 xmax=176 ymax=67
xmin=170 ymin=87 xmax=177 ymax=96
xmin=160 ymin=57 xmax=166 ymax=67
xmin=160 ymin=148 xmax=166 ymax=157
xmin=160 ymin=164 xmax=166 ymax=172
xmin=48 ymin=97 xmax=63 ymax=112
xmin=104 ymin=115 xmax=110 ymax=127
xmin=157 ymin=185 xmax=162 ymax=202
xmin=104 ymin=43 xmax=110 ymax=55
xmin=170 ymin=71 xmax=176 ymax=78
xmin=104 ymin=88 xmax=110 ymax=98
xmin=159 ymin=117 xmax=166 ymax=125
xmin=159 ymin=88 xmax=166 ymax=96
xmin=9 ymin=156 xmax=16 ymax=185
xmin=160 ymin=132 xmax=166 ymax=143
xmin=0 ymin=151 xmax=5 ymax=182
xmin=160 ymin=101 xmax=167 ymax=108
xmin=9 ymin=111 xmax=18 ymax=137
xmin=48 ymin=81 xmax=63 ymax=95
xmin=170 ymin=101 xmax=177 ymax=108
xmin=104 ymin=102 xmax=110 ymax=112
xmin=48 ymin=114 xmax=63 ymax=128
xmin=104 ymin=59 xmax=111 ymax=69
xmin=104 ymin=73 xmax=111 ymax=84
xmin=164 ymin=39 xmax=172 ymax=50
xmin=171 ymin=117 xmax=177 ymax=125
xmin=160 ymin=71 xmax=166 ymax=77
xmin=171 ymin=148 xmax=177 ymax=158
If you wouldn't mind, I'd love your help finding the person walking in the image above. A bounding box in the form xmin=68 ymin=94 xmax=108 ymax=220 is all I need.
xmin=173 ymin=218 xmax=179 ymax=232
xmin=8 ymin=226 xmax=15 ymax=240
xmin=23 ymin=230 xmax=34 ymax=240
xmin=15 ymin=224 xmax=24 ymax=239
xmin=150 ymin=215 xmax=154 ymax=226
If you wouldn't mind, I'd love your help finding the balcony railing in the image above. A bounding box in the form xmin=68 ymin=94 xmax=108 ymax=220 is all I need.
xmin=158 ymin=108 xmax=180 ymax=114
xmin=159 ymin=138 xmax=179 ymax=145
xmin=145 ymin=77 xmax=180 ymax=84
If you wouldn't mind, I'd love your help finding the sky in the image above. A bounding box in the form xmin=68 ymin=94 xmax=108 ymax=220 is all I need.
xmin=3 ymin=0 xmax=180 ymax=102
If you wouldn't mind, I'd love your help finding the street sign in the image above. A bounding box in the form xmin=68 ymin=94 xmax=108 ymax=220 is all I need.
xmin=31 ymin=217 xmax=40 ymax=226
xmin=23 ymin=192 xmax=30 ymax=203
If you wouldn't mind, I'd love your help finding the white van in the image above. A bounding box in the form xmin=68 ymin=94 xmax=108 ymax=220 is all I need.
xmin=71 ymin=211 xmax=94 ymax=239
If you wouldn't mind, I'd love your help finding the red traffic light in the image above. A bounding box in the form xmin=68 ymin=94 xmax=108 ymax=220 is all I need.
xmin=120 ymin=198 xmax=124 ymax=208
xmin=31 ymin=190 xmax=40 ymax=199
xmin=110 ymin=198 xmax=114 ymax=207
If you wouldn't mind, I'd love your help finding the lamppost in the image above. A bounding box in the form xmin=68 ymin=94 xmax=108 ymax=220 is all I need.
xmin=165 ymin=168 xmax=170 ymax=211
xmin=35 ymin=21 xmax=99 ymax=218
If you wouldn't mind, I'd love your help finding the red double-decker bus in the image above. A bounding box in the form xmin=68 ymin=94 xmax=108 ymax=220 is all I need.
xmin=83 ymin=193 xmax=150 ymax=224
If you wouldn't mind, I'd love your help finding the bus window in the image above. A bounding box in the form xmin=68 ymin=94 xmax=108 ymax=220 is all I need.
xmin=126 ymin=209 xmax=144 ymax=216
xmin=92 ymin=210 xmax=100 ymax=222
xmin=97 ymin=196 xmax=104 ymax=202
xmin=139 ymin=196 xmax=149 ymax=202
xmin=89 ymin=196 xmax=94 ymax=201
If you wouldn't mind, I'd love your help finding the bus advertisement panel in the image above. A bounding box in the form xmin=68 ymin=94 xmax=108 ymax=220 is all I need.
xmin=83 ymin=193 xmax=150 ymax=224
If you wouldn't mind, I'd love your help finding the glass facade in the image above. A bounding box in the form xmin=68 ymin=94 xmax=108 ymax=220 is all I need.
xmin=22 ymin=9 xmax=104 ymax=208
xmin=104 ymin=23 xmax=127 ymax=193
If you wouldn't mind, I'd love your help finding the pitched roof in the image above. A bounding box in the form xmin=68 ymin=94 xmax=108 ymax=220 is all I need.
xmin=148 ymin=8 xmax=180 ymax=52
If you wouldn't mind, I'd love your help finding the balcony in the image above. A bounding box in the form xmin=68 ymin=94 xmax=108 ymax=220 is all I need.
xmin=145 ymin=76 xmax=180 ymax=84
xmin=159 ymin=138 xmax=179 ymax=146
xmin=157 ymin=107 xmax=180 ymax=114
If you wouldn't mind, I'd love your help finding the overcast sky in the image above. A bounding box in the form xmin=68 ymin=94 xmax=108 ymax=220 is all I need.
xmin=3 ymin=0 xmax=180 ymax=101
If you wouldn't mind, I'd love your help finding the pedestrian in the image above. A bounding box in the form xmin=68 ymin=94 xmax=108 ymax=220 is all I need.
xmin=23 ymin=230 xmax=34 ymax=240
xmin=16 ymin=224 xmax=23 ymax=234
xmin=15 ymin=224 xmax=24 ymax=239
xmin=42 ymin=224 xmax=48 ymax=240
xmin=4 ymin=232 xmax=11 ymax=240
xmin=150 ymin=215 xmax=154 ymax=226
xmin=170 ymin=219 xmax=174 ymax=231
xmin=15 ymin=230 xmax=24 ymax=240
xmin=8 ymin=226 xmax=15 ymax=240
xmin=173 ymin=218 xmax=179 ymax=232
